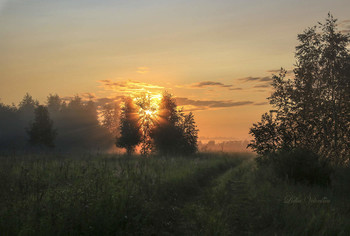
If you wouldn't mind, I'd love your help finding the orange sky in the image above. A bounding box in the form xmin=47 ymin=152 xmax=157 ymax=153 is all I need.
xmin=1 ymin=0 xmax=350 ymax=140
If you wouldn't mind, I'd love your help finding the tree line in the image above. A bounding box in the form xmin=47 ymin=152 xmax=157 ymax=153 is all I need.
xmin=0 ymin=93 xmax=115 ymax=152
xmin=0 ymin=91 xmax=198 ymax=155
xmin=248 ymin=14 xmax=350 ymax=183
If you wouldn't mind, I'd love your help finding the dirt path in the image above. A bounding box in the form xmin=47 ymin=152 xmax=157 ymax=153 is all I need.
xmin=156 ymin=160 xmax=256 ymax=235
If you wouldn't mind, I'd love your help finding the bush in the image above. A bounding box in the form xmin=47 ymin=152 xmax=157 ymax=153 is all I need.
xmin=256 ymin=148 xmax=333 ymax=186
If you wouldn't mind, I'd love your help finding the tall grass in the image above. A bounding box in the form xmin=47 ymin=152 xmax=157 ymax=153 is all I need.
xmin=0 ymin=153 xmax=246 ymax=235
xmin=0 ymin=152 xmax=349 ymax=235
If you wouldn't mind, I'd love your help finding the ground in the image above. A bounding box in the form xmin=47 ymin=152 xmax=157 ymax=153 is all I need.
xmin=0 ymin=152 xmax=349 ymax=235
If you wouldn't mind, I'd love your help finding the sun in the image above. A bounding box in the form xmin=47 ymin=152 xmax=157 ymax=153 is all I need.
xmin=135 ymin=92 xmax=162 ymax=129
xmin=145 ymin=109 xmax=153 ymax=116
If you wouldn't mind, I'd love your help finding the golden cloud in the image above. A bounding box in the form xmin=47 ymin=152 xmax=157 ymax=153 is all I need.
xmin=136 ymin=67 xmax=150 ymax=74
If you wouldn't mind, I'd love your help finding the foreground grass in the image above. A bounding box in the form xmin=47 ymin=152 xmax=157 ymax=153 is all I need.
xmin=0 ymin=152 xmax=349 ymax=235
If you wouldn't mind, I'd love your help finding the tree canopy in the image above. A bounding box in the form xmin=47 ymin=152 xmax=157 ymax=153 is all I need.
xmin=249 ymin=14 xmax=350 ymax=166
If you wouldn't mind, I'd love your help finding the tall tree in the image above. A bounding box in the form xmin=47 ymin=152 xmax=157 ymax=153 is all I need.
xmin=151 ymin=92 xmax=198 ymax=155
xmin=179 ymin=112 xmax=199 ymax=155
xmin=135 ymin=93 xmax=159 ymax=155
xmin=249 ymin=14 xmax=350 ymax=165
xmin=27 ymin=105 xmax=56 ymax=148
xmin=101 ymin=102 xmax=120 ymax=137
xmin=47 ymin=94 xmax=62 ymax=114
xmin=151 ymin=92 xmax=183 ymax=155
xmin=116 ymin=97 xmax=142 ymax=155
xmin=18 ymin=93 xmax=38 ymax=125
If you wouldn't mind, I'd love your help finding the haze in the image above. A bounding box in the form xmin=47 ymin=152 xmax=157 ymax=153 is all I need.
xmin=1 ymin=0 xmax=349 ymax=140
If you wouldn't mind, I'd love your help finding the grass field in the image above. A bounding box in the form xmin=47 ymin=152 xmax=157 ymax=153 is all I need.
xmin=0 ymin=152 xmax=349 ymax=235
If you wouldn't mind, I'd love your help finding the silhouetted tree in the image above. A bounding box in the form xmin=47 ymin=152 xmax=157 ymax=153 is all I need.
xmin=248 ymin=112 xmax=280 ymax=157
xmin=0 ymin=102 xmax=20 ymax=148
xmin=151 ymin=92 xmax=198 ymax=155
xmin=18 ymin=93 xmax=38 ymax=126
xmin=16 ymin=93 xmax=39 ymax=148
xmin=47 ymin=94 xmax=62 ymax=114
xmin=179 ymin=112 xmax=198 ymax=154
xmin=249 ymin=14 xmax=350 ymax=166
xmin=116 ymin=97 xmax=142 ymax=155
xmin=0 ymin=93 xmax=115 ymax=152
xmin=27 ymin=105 xmax=56 ymax=148
xmin=151 ymin=92 xmax=182 ymax=155
xmin=19 ymin=93 xmax=38 ymax=112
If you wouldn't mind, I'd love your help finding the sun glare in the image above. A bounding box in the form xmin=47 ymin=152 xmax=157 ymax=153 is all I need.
xmin=145 ymin=110 xmax=153 ymax=115
xmin=135 ymin=92 xmax=162 ymax=130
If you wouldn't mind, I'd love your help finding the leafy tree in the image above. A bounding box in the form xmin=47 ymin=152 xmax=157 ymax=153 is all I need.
xmin=101 ymin=102 xmax=120 ymax=137
xmin=248 ymin=112 xmax=280 ymax=157
xmin=151 ymin=92 xmax=182 ymax=155
xmin=151 ymin=92 xmax=198 ymax=155
xmin=47 ymin=94 xmax=62 ymax=113
xmin=0 ymin=93 xmax=115 ymax=151
xmin=249 ymin=14 xmax=350 ymax=166
xmin=18 ymin=93 xmax=38 ymax=127
xmin=18 ymin=93 xmax=38 ymax=113
xmin=27 ymin=105 xmax=56 ymax=148
xmin=116 ymin=97 xmax=142 ymax=155
xmin=134 ymin=93 xmax=158 ymax=155
xmin=179 ymin=112 xmax=199 ymax=154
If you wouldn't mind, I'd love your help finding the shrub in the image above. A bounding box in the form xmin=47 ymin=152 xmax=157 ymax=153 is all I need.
xmin=257 ymin=148 xmax=333 ymax=186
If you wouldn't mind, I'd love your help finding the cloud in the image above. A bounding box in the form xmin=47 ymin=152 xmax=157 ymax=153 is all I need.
xmin=254 ymin=102 xmax=268 ymax=106
xmin=177 ymin=80 xmax=240 ymax=90
xmin=175 ymin=97 xmax=254 ymax=111
xmin=229 ymin=87 xmax=243 ymax=91
xmin=136 ymin=67 xmax=150 ymax=74
xmin=190 ymin=81 xmax=233 ymax=88
xmin=253 ymin=84 xmax=270 ymax=88
xmin=239 ymin=76 xmax=272 ymax=83
xmin=98 ymin=79 xmax=164 ymax=95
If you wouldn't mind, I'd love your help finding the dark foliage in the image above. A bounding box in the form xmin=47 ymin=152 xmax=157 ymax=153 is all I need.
xmin=116 ymin=97 xmax=142 ymax=155
xmin=249 ymin=14 xmax=350 ymax=167
xmin=0 ymin=103 xmax=20 ymax=148
xmin=0 ymin=93 xmax=114 ymax=152
xmin=178 ymin=112 xmax=198 ymax=155
xmin=0 ymin=93 xmax=38 ymax=150
xmin=258 ymin=148 xmax=333 ymax=186
xmin=151 ymin=92 xmax=198 ymax=155
xmin=27 ymin=105 xmax=56 ymax=148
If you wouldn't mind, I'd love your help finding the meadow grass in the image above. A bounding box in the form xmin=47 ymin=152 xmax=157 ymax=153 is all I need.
xmin=0 ymin=152 xmax=349 ymax=235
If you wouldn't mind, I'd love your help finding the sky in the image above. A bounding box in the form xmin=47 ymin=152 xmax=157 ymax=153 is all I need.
xmin=1 ymin=0 xmax=350 ymax=140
